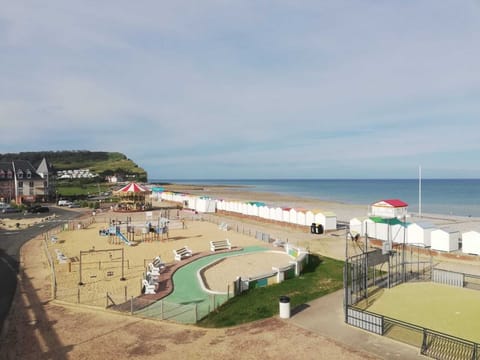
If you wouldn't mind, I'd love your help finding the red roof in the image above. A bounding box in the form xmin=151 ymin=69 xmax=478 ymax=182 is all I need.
xmin=372 ymin=199 xmax=408 ymax=207
xmin=116 ymin=182 xmax=149 ymax=193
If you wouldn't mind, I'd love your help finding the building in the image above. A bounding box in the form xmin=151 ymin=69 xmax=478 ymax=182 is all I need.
xmin=0 ymin=158 xmax=53 ymax=204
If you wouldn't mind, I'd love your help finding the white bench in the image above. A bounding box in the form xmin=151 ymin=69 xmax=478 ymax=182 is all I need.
xmin=218 ymin=222 xmax=229 ymax=231
xmin=152 ymin=256 xmax=166 ymax=271
xmin=210 ymin=239 xmax=232 ymax=252
xmin=54 ymin=249 xmax=68 ymax=264
xmin=142 ymin=279 xmax=156 ymax=295
xmin=173 ymin=246 xmax=193 ymax=261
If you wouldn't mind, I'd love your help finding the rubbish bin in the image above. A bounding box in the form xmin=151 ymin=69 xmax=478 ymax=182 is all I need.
xmin=316 ymin=224 xmax=324 ymax=234
xmin=279 ymin=295 xmax=291 ymax=319
xmin=310 ymin=223 xmax=317 ymax=234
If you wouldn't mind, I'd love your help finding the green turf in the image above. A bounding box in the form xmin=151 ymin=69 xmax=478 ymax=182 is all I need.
xmin=367 ymin=282 xmax=480 ymax=343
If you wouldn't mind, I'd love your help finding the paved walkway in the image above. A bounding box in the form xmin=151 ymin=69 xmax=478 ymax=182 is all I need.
xmin=288 ymin=290 xmax=425 ymax=359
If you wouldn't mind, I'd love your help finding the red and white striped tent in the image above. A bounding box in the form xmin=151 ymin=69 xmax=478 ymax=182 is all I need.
xmin=116 ymin=182 xmax=149 ymax=193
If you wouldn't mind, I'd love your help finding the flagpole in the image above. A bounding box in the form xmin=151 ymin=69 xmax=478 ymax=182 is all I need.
xmin=419 ymin=165 xmax=422 ymax=218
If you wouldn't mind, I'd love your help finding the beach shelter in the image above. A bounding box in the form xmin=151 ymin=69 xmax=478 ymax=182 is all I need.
xmin=282 ymin=207 xmax=292 ymax=223
xmin=431 ymin=229 xmax=460 ymax=252
xmin=407 ymin=222 xmax=434 ymax=247
xmin=461 ymin=231 xmax=480 ymax=255
xmin=369 ymin=199 xmax=408 ymax=219
xmin=195 ymin=196 xmax=216 ymax=213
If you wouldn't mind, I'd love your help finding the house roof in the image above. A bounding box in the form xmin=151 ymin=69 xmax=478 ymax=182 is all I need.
xmin=372 ymin=199 xmax=408 ymax=208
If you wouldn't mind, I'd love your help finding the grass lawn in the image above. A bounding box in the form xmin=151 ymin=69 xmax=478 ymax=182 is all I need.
xmin=197 ymin=254 xmax=344 ymax=328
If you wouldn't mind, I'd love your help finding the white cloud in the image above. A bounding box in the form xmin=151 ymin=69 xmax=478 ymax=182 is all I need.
xmin=1 ymin=1 xmax=480 ymax=178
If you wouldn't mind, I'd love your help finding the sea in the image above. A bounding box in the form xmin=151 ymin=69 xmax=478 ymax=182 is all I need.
xmin=149 ymin=179 xmax=480 ymax=218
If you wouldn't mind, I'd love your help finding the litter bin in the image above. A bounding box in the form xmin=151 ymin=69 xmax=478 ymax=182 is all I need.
xmin=310 ymin=223 xmax=317 ymax=234
xmin=279 ymin=295 xmax=291 ymax=319
xmin=316 ymin=224 xmax=324 ymax=234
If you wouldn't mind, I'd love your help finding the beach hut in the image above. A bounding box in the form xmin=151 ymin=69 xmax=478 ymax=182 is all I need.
xmin=369 ymin=199 xmax=408 ymax=219
xmin=195 ymin=197 xmax=216 ymax=213
xmin=407 ymin=222 xmax=434 ymax=247
xmin=461 ymin=231 xmax=480 ymax=255
xmin=289 ymin=208 xmax=298 ymax=224
xmin=270 ymin=207 xmax=283 ymax=222
xmin=259 ymin=205 xmax=270 ymax=219
xmin=431 ymin=229 xmax=460 ymax=252
xmin=295 ymin=209 xmax=308 ymax=226
xmin=349 ymin=217 xmax=368 ymax=236
xmin=315 ymin=211 xmax=337 ymax=231
xmin=282 ymin=208 xmax=292 ymax=223
xmin=366 ymin=217 xmax=405 ymax=242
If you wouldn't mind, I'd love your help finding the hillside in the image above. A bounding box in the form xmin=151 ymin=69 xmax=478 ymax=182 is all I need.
xmin=0 ymin=150 xmax=147 ymax=181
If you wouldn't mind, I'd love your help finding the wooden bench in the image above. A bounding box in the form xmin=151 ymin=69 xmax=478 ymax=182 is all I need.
xmin=210 ymin=239 xmax=232 ymax=252
xmin=173 ymin=246 xmax=193 ymax=261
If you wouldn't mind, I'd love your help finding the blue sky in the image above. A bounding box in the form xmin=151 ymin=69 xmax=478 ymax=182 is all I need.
xmin=1 ymin=1 xmax=480 ymax=180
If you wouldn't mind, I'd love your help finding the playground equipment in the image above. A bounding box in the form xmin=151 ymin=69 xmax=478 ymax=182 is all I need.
xmin=78 ymin=248 xmax=126 ymax=285
xmin=108 ymin=226 xmax=133 ymax=246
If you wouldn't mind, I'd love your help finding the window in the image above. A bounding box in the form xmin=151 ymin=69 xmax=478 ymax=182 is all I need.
xmin=18 ymin=170 xmax=23 ymax=179
xmin=7 ymin=170 xmax=12 ymax=178
xmin=0 ymin=170 xmax=4 ymax=178
xmin=26 ymin=170 xmax=32 ymax=179
xmin=29 ymin=181 xmax=34 ymax=188
xmin=18 ymin=181 xmax=23 ymax=188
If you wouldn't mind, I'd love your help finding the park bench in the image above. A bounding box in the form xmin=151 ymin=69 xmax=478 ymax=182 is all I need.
xmin=142 ymin=279 xmax=156 ymax=295
xmin=152 ymin=256 xmax=166 ymax=271
xmin=218 ymin=222 xmax=229 ymax=231
xmin=54 ymin=249 xmax=68 ymax=264
xmin=173 ymin=246 xmax=193 ymax=261
xmin=210 ymin=239 xmax=232 ymax=252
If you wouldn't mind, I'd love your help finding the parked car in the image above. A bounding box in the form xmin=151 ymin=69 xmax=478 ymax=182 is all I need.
xmin=2 ymin=206 xmax=21 ymax=214
xmin=27 ymin=205 xmax=50 ymax=214
xmin=68 ymin=203 xmax=81 ymax=208
xmin=58 ymin=200 xmax=72 ymax=206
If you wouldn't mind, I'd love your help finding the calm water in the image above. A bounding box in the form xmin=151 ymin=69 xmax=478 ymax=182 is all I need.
xmin=150 ymin=179 xmax=480 ymax=217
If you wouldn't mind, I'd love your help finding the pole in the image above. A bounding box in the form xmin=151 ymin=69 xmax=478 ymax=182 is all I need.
xmin=419 ymin=165 xmax=422 ymax=218
xmin=120 ymin=248 xmax=126 ymax=281
xmin=78 ymin=251 xmax=84 ymax=285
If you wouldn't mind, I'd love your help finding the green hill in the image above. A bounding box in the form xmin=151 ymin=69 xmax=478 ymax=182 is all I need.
xmin=0 ymin=150 xmax=147 ymax=181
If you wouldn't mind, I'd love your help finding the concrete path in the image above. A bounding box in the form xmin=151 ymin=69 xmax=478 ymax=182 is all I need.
xmin=288 ymin=290 xmax=426 ymax=360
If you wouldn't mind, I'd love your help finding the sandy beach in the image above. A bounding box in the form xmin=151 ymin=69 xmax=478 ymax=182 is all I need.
xmin=3 ymin=183 xmax=480 ymax=359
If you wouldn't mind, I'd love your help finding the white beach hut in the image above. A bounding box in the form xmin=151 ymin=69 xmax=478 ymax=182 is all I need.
xmin=272 ymin=207 xmax=283 ymax=222
xmin=315 ymin=211 xmax=337 ymax=231
xmin=462 ymin=231 xmax=480 ymax=255
xmin=407 ymin=222 xmax=434 ymax=247
xmin=349 ymin=217 xmax=368 ymax=236
xmin=259 ymin=205 xmax=270 ymax=219
xmin=289 ymin=208 xmax=298 ymax=224
xmin=195 ymin=197 xmax=216 ymax=213
xmin=431 ymin=229 xmax=460 ymax=252
xmin=282 ymin=208 xmax=292 ymax=223
xmin=295 ymin=209 xmax=308 ymax=226
xmin=369 ymin=199 xmax=408 ymax=219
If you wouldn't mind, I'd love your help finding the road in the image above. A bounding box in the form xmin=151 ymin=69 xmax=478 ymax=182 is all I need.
xmin=0 ymin=206 xmax=83 ymax=336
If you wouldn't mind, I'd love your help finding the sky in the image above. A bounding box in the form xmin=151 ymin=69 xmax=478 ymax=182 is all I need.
xmin=1 ymin=1 xmax=480 ymax=180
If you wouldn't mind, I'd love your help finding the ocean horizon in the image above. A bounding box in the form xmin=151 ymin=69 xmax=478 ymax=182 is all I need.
xmin=149 ymin=178 xmax=480 ymax=218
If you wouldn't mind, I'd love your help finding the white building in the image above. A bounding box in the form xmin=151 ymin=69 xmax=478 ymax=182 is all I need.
xmin=369 ymin=199 xmax=408 ymax=219
xmin=407 ymin=222 xmax=435 ymax=247
xmin=431 ymin=229 xmax=460 ymax=252
xmin=461 ymin=231 xmax=480 ymax=255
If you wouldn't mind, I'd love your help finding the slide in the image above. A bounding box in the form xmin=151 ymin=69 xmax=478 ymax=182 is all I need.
xmin=116 ymin=230 xmax=132 ymax=246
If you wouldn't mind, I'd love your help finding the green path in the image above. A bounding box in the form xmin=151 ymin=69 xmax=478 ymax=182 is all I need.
xmin=136 ymin=246 xmax=267 ymax=323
